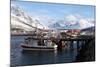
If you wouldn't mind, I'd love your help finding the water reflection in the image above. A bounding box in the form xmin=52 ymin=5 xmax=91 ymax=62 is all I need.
xmin=11 ymin=36 xmax=78 ymax=66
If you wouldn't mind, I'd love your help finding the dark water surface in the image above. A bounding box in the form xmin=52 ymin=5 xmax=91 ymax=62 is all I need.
xmin=11 ymin=36 xmax=79 ymax=66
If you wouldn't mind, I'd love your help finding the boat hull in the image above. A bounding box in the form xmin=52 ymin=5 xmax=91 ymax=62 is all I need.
xmin=21 ymin=44 xmax=57 ymax=51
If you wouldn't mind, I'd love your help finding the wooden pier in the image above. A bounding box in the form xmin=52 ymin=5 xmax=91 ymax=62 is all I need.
xmin=25 ymin=35 xmax=94 ymax=51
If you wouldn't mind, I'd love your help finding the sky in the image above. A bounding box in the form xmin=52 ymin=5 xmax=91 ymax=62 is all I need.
xmin=11 ymin=1 xmax=95 ymax=28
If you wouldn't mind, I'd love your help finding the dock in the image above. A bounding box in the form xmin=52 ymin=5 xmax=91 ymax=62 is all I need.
xmin=24 ymin=35 xmax=94 ymax=51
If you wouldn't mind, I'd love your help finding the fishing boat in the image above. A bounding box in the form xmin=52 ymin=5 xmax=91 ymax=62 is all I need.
xmin=21 ymin=37 xmax=57 ymax=51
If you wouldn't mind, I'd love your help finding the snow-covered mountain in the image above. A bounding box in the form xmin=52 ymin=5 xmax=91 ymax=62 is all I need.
xmin=81 ymin=26 xmax=95 ymax=32
xmin=11 ymin=4 xmax=46 ymax=31
xmin=49 ymin=15 xmax=95 ymax=30
xmin=11 ymin=4 xmax=95 ymax=31
xmin=49 ymin=20 xmax=80 ymax=29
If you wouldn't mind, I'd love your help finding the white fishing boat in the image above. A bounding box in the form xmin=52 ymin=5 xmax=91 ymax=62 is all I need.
xmin=21 ymin=37 xmax=57 ymax=51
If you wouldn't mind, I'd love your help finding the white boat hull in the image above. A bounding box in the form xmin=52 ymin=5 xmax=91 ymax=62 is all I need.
xmin=21 ymin=44 xmax=57 ymax=51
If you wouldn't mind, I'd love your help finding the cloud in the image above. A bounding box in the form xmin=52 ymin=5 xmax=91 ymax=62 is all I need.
xmin=65 ymin=15 xmax=78 ymax=22
xmin=63 ymin=14 xmax=79 ymax=25
xmin=64 ymin=14 xmax=95 ymax=28
xmin=79 ymin=19 xmax=94 ymax=29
